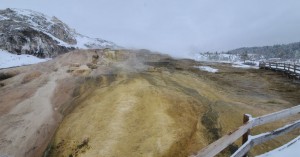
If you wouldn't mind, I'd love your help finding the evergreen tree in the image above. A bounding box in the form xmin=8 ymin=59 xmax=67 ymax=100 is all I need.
xmin=240 ymin=51 xmax=249 ymax=63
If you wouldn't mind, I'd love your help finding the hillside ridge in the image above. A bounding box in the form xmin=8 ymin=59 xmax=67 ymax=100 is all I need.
xmin=0 ymin=8 xmax=118 ymax=58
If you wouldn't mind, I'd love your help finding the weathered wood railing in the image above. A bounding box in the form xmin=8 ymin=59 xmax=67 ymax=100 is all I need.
xmin=259 ymin=62 xmax=300 ymax=80
xmin=191 ymin=104 xmax=300 ymax=157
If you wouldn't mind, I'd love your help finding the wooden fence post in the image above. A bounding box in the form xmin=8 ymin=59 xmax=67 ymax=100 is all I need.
xmin=194 ymin=105 xmax=300 ymax=157
xmin=242 ymin=114 xmax=251 ymax=157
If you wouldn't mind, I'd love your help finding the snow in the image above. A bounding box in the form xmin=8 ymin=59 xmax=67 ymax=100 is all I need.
xmin=0 ymin=49 xmax=50 ymax=69
xmin=9 ymin=9 xmax=73 ymax=48
xmin=193 ymin=53 xmax=260 ymax=69
xmin=194 ymin=52 xmax=263 ymax=63
xmin=11 ymin=8 xmax=54 ymax=29
xmin=257 ymin=135 xmax=300 ymax=157
xmin=1 ymin=8 xmax=116 ymax=51
xmin=232 ymin=119 xmax=300 ymax=157
xmin=232 ymin=61 xmax=259 ymax=69
xmin=12 ymin=8 xmax=53 ymax=24
xmin=74 ymin=35 xmax=93 ymax=48
xmin=194 ymin=53 xmax=240 ymax=63
xmin=11 ymin=8 xmax=115 ymax=49
xmin=245 ymin=114 xmax=256 ymax=121
xmin=12 ymin=8 xmax=38 ymax=17
xmin=0 ymin=15 xmax=9 ymax=20
xmin=196 ymin=66 xmax=218 ymax=73
xmin=74 ymin=34 xmax=114 ymax=49
xmin=42 ymin=31 xmax=72 ymax=47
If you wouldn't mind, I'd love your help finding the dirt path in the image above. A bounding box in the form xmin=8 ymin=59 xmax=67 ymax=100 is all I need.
xmin=0 ymin=68 xmax=67 ymax=157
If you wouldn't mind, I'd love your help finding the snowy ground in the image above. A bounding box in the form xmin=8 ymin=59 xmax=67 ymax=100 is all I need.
xmin=0 ymin=49 xmax=50 ymax=69
xmin=257 ymin=135 xmax=300 ymax=157
xmin=232 ymin=61 xmax=259 ymax=69
xmin=195 ymin=66 xmax=218 ymax=73
xmin=193 ymin=53 xmax=260 ymax=69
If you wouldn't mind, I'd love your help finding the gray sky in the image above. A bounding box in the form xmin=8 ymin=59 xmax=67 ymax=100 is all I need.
xmin=1 ymin=0 xmax=300 ymax=57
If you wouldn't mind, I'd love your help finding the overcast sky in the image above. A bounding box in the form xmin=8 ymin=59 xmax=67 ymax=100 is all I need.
xmin=1 ymin=0 xmax=300 ymax=57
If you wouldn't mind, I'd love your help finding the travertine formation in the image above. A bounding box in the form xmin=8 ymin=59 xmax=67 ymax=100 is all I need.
xmin=0 ymin=49 xmax=300 ymax=157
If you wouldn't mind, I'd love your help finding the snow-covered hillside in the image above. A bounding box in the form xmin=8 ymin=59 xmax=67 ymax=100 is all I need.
xmin=0 ymin=8 xmax=118 ymax=58
xmin=0 ymin=49 xmax=49 ymax=69
xmin=8 ymin=8 xmax=117 ymax=48
xmin=193 ymin=52 xmax=259 ymax=69
xmin=194 ymin=52 xmax=240 ymax=63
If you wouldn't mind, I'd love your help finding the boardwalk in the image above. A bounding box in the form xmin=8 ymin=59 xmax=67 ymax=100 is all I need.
xmin=191 ymin=104 xmax=300 ymax=157
xmin=259 ymin=62 xmax=300 ymax=80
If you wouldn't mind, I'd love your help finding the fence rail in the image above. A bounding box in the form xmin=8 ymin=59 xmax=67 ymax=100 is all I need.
xmin=259 ymin=62 xmax=300 ymax=80
xmin=191 ymin=104 xmax=300 ymax=157
xmin=232 ymin=119 xmax=300 ymax=157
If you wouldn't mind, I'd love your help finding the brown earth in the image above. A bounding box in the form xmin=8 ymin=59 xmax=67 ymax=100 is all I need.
xmin=0 ymin=49 xmax=300 ymax=157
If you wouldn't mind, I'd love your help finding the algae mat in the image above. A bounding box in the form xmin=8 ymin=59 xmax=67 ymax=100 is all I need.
xmin=49 ymin=72 xmax=213 ymax=157
xmin=2 ymin=50 xmax=300 ymax=157
xmin=47 ymin=51 xmax=300 ymax=157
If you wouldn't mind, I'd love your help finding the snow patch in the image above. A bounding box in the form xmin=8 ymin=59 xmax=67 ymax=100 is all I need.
xmin=196 ymin=66 xmax=218 ymax=73
xmin=257 ymin=135 xmax=300 ymax=157
xmin=74 ymin=34 xmax=114 ymax=49
xmin=193 ymin=52 xmax=260 ymax=69
xmin=194 ymin=53 xmax=240 ymax=63
xmin=0 ymin=15 xmax=9 ymax=20
xmin=245 ymin=114 xmax=256 ymax=121
xmin=42 ymin=31 xmax=72 ymax=47
xmin=232 ymin=61 xmax=259 ymax=69
xmin=0 ymin=49 xmax=50 ymax=69
xmin=74 ymin=35 xmax=94 ymax=48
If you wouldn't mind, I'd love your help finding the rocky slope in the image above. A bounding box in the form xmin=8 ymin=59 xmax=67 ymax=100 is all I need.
xmin=0 ymin=8 xmax=117 ymax=58
xmin=0 ymin=49 xmax=300 ymax=157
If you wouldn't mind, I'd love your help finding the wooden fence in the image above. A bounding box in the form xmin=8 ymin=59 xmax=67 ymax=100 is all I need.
xmin=259 ymin=62 xmax=300 ymax=80
xmin=191 ymin=104 xmax=300 ymax=157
